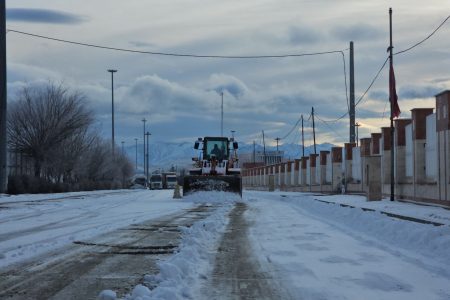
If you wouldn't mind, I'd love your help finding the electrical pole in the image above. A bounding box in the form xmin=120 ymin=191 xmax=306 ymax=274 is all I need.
xmin=389 ymin=8 xmax=395 ymax=201
xmin=107 ymin=69 xmax=117 ymax=156
xmin=142 ymin=118 xmax=146 ymax=177
xmin=221 ymin=92 xmax=224 ymax=137
xmin=312 ymin=107 xmax=317 ymax=155
xmin=145 ymin=132 xmax=151 ymax=183
xmin=349 ymin=41 xmax=356 ymax=143
xmin=301 ymin=114 xmax=305 ymax=157
xmin=134 ymin=138 xmax=138 ymax=170
xmin=0 ymin=0 xmax=7 ymax=193
xmin=262 ymin=130 xmax=266 ymax=165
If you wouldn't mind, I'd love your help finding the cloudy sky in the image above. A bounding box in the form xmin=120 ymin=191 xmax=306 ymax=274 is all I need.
xmin=5 ymin=0 xmax=450 ymax=148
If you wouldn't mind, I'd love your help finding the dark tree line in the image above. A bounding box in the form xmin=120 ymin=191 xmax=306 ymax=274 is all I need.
xmin=7 ymin=83 xmax=133 ymax=194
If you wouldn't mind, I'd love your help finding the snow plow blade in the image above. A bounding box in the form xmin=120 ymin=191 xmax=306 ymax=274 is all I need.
xmin=183 ymin=175 xmax=242 ymax=197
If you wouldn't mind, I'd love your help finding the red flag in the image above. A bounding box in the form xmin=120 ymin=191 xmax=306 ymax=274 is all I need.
xmin=389 ymin=63 xmax=401 ymax=118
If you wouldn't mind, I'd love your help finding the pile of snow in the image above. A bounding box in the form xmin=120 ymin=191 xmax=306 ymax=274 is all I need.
xmin=290 ymin=194 xmax=450 ymax=270
xmin=115 ymin=192 xmax=241 ymax=300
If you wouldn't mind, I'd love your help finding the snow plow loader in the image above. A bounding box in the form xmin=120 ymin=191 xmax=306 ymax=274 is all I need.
xmin=183 ymin=137 xmax=242 ymax=197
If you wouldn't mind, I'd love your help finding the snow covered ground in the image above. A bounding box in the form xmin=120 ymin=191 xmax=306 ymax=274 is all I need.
xmin=0 ymin=189 xmax=195 ymax=268
xmin=246 ymin=191 xmax=450 ymax=300
xmin=2 ymin=189 xmax=450 ymax=299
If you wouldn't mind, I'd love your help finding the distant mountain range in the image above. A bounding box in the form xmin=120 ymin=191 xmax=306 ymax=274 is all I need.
xmin=123 ymin=141 xmax=335 ymax=173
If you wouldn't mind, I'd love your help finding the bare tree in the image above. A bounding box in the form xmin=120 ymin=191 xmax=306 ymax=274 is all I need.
xmin=7 ymin=82 xmax=135 ymax=193
xmin=7 ymin=83 xmax=94 ymax=178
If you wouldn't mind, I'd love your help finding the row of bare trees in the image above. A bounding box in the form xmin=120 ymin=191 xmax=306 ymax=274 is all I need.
xmin=7 ymin=83 xmax=133 ymax=194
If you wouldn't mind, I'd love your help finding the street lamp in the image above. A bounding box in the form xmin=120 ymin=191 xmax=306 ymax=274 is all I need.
xmin=145 ymin=132 xmax=151 ymax=183
xmin=108 ymin=69 xmax=117 ymax=156
xmin=134 ymin=138 xmax=138 ymax=170
xmin=220 ymin=92 xmax=224 ymax=137
xmin=142 ymin=118 xmax=146 ymax=176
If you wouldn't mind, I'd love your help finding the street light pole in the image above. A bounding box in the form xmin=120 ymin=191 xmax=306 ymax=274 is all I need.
xmin=142 ymin=118 xmax=146 ymax=176
xmin=134 ymin=138 xmax=138 ymax=170
xmin=221 ymin=92 xmax=224 ymax=137
xmin=107 ymin=69 xmax=117 ymax=156
xmin=145 ymin=132 xmax=151 ymax=183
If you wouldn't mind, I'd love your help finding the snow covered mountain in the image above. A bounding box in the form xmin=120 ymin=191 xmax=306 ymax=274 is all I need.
xmin=124 ymin=141 xmax=335 ymax=172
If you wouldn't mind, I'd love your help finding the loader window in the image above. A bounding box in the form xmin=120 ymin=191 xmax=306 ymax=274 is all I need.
xmin=205 ymin=139 xmax=228 ymax=160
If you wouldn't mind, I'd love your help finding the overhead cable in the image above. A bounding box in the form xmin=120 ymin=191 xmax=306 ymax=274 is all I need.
xmin=7 ymin=29 xmax=346 ymax=59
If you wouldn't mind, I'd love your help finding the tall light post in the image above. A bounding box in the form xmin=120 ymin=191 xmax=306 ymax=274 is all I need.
xmin=108 ymin=69 xmax=117 ymax=156
xmin=134 ymin=138 xmax=138 ymax=170
xmin=142 ymin=118 xmax=146 ymax=176
xmin=145 ymin=132 xmax=151 ymax=183
xmin=220 ymin=92 xmax=224 ymax=137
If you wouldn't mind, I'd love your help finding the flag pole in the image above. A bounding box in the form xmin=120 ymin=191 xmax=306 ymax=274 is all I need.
xmin=389 ymin=7 xmax=395 ymax=201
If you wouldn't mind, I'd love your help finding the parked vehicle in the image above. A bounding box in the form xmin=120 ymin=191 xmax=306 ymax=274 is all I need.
xmin=162 ymin=172 xmax=177 ymax=189
xmin=150 ymin=174 xmax=162 ymax=189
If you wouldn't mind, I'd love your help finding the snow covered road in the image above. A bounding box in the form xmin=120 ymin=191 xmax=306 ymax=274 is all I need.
xmin=245 ymin=191 xmax=450 ymax=300
xmin=0 ymin=189 xmax=195 ymax=268
xmin=1 ymin=189 xmax=450 ymax=299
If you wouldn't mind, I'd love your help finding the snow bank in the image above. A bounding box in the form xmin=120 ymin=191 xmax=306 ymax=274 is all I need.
xmin=120 ymin=191 xmax=241 ymax=300
xmin=287 ymin=195 xmax=450 ymax=271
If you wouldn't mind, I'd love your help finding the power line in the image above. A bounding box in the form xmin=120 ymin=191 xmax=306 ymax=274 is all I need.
xmin=394 ymin=14 xmax=450 ymax=55
xmin=7 ymin=29 xmax=346 ymax=59
xmin=321 ymin=14 xmax=450 ymax=124
xmin=315 ymin=114 xmax=346 ymax=141
xmin=341 ymin=51 xmax=350 ymax=113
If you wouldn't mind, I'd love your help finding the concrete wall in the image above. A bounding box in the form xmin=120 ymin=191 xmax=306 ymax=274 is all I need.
xmin=242 ymin=90 xmax=450 ymax=207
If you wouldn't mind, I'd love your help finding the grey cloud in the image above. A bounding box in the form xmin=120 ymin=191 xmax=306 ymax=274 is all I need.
xmin=331 ymin=23 xmax=383 ymax=41
xmin=208 ymin=73 xmax=248 ymax=98
xmin=369 ymin=90 xmax=388 ymax=101
xmin=288 ymin=26 xmax=320 ymax=45
xmin=129 ymin=41 xmax=156 ymax=48
xmin=398 ymin=85 xmax=442 ymax=99
xmin=6 ymin=8 xmax=88 ymax=24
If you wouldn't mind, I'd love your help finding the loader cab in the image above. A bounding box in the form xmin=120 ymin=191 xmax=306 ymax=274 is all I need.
xmin=204 ymin=137 xmax=229 ymax=161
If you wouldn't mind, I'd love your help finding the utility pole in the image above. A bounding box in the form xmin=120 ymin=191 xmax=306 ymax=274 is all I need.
xmin=142 ymin=118 xmax=146 ymax=176
xmin=221 ymin=92 xmax=224 ymax=137
xmin=145 ymin=132 xmax=151 ymax=182
xmin=312 ymin=107 xmax=317 ymax=155
xmin=301 ymin=114 xmax=305 ymax=157
xmin=0 ymin=0 xmax=7 ymax=193
xmin=389 ymin=8 xmax=395 ymax=201
xmin=134 ymin=138 xmax=138 ymax=170
xmin=275 ymin=137 xmax=281 ymax=162
xmin=262 ymin=130 xmax=266 ymax=165
xmin=349 ymin=41 xmax=356 ymax=143
xmin=107 ymin=69 xmax=117 ymax=156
